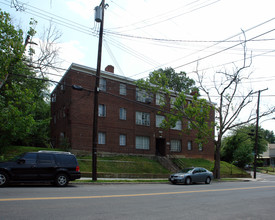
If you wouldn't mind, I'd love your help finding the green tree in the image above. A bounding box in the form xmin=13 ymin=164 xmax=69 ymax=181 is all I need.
xmin=146 ymin=67 xmax=197 ymax=94
xmin=194 ymin=39 xmax=274 ymax=178
xmin=0 ymin=10 xmax=51 ymax=150
xmin=221 ymin=124 xmax=268 ymax=168
xmin=263 ymin=129 xmax=275 ymax=143
xmin=137 ymin=67 xmax=214 ymax=149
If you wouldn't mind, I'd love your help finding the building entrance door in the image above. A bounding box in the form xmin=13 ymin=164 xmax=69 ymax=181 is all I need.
xmin=156 ymin=138 xmax=166 ymax=156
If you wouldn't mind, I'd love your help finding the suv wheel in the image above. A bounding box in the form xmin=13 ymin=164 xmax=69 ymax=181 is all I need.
xmin=55 ymin=173 xmax=69 ymax=187
xmin=0 ymin=171 xmax=9 ymax=187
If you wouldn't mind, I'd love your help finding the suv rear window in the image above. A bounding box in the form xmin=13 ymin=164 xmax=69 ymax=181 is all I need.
xmin=38 ymin=154 xmax=55 ymax=164
xmin=55 ymin=154 xmax=77 ymax=166
xmin=22 ymin=153 xmax=37 ymax=164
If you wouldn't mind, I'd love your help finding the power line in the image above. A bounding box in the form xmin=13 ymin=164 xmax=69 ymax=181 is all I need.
xmin=108 ymin=0 xmax=222 ymax=32
xmin=173 ymin=28 xmax=275 ymax=70
xmin=103 ymin=39 xmax=125 ymax=76
xmin=3 ymin=0 xmax=275 ymax=84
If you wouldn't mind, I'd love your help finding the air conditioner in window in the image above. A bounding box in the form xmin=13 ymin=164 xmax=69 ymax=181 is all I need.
xmin=145 ymin=97 xmax=152 ymax=104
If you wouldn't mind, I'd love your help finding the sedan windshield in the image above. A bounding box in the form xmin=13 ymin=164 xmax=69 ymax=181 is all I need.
xmin=180 ymin=168 xmax=194 ymax=173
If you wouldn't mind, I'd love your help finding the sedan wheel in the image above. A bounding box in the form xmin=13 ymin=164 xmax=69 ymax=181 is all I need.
xmin=0 ymin=171 xmax=9 ymax=187
xmin=185 ymin=177 xmax=192 ymax=185
xmin=55 ymin=173 xmax=69 ymax=187
xmin=205 ymin=177 xmax=211 ymax=184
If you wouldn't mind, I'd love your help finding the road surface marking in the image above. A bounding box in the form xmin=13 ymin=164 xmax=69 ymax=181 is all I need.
xmin=1 ymin=185 xmax=275 ymax=202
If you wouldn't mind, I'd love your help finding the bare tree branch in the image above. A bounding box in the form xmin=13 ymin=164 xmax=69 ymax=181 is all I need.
xmin=195 ymin=32 xmax=273 ymax=179
xmin=26 ymin=22 xmax=62 ymax=77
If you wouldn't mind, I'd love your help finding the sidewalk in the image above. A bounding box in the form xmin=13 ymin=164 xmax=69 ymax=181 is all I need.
xmin=77 ymin=177 xmax=262 ymax=183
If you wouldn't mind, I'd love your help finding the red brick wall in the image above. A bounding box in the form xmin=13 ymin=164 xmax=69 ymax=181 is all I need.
xmin=51 ymin=65 xmax=215 ymax=160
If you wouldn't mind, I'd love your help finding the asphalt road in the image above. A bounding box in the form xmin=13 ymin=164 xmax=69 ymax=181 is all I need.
xmin=1 ymin=174 xmax=275 ymax=220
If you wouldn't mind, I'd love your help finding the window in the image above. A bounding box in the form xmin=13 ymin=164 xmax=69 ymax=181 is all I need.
xmin=53 ymin=114 xmax=56 ymax=124
xmin=136 ymin=111 xmax=150 ymax=126
xmin=170 ymin=140 xmax=181 ymax=152
xmin=98 ymin=132 xmax=106 ymax=144
xmin=170 ymin=96 xmax=176 ymax=108
xmin=136 ymin=88 xmax=151 ymax=103
xmin=98 ymin=104 xmax=106 ymax=117
xmin=198 ymin=143 xmax=203 ymax=151
xmin=51 ymin=94 xmax=56 ymax=102
xmin=119 ymin=83 xmax=126 ymax=95
xmin=187 ymin=141 xmax=192 ymax=151
xmin=99 ymin=78 xmax=106 ymax=91
xmin=156 ymin=93 xmax=165 ymax=105
xmin=60 ymin=83 xmax=65 ymax=92
xmin=38 ymin=154 xmax=55 ymax=164
xmin=188 ymin=121 xmax=192 ymax=129
xmin=62 ymin=106 xmax=66 ymax=118
xmin=119 ymin=134 xmax=126 ymax=146
xmin=119 ymin=108 xmax=126 ymax=120
xmin=135 ymin=136 xmax=150 ymax=150
xmin=156 ymin=115 xmax=165 ymax=127
xmin=171 ymin=120 xmax=182 ymax=130
xmin=21 ymin=153 xmax=37 ymax=164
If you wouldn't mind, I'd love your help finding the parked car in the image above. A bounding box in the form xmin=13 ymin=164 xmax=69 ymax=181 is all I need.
xmin=169 ymin=167 xmax=213 ymax=185
xmin=0 ymin=151 xmax=81 ymax=187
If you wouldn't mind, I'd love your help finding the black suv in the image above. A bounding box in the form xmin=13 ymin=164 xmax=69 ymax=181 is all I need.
xmin=0 ymin=151 xmax=81 ymax=187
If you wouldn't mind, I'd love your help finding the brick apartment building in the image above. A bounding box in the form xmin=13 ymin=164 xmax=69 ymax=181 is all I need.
xmin=50 ymin=63 xmax=215 ymax=160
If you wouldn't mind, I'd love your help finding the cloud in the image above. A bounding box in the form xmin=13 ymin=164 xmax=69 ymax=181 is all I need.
xmin=66 ymin=0 xmax=92 ymax=20
xmin=59 ymin=40 xmax=85 ymax=66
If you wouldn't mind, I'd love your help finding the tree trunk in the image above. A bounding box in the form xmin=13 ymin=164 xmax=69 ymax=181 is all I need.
xmin=213 ymin=141 xmax=221 ymax=179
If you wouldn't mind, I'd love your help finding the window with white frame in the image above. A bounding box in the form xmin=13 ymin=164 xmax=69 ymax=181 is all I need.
xmin=98 ymin=104 xmax=106 ymax=117
xmin=170 ymin=140 xmax=181 ymax=152
xmin=156 ymin=115 xmax=165 ymax=127
xmin=188 ymin=120 xmax=192 ymax=129
xmin=136 ymin=111 xmax=150 ymax=126
xmin=156 ymin=93 xmax=165 ymax=105
xmin=136 ymin=88 xmax=150 ymax=103
xmin=119 ymin=83 xmax=126 ymax=95
xmin=119 ymin=108 xmax=126 ymax=120
xmin=51 ymin=93 xmax=56 ymax=103
xmin=171 ymin=120 xmax=182 ymax=130
xmin=187 ymin=141 xmax=192 ymax=151
xmin=119 ymin=134 xmax=126 ymax=146
xmin=135 ymin=136 xmax=150 ymax=150
xmin=99 ymin=78 xmax=106 ymax=91
xmin=170 ymin=96 xmax=176 ymax=108
xmin=198 ymin=143 xmax=203 ymax=151
xmin=98 ymin=132 xmax=106 ymax=144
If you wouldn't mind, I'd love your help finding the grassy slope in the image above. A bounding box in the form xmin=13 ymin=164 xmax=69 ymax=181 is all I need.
xmin=174 ymin=158 xmax=248 ymax=177
xmin=1 ymin=146 xmax=247 ymax=176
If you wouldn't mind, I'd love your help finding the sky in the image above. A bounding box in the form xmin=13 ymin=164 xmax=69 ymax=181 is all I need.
xmin=1 ymin=0 xmax=274 ymax=133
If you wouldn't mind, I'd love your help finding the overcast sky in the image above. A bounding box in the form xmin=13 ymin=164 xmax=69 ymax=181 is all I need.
xmin=1 ymin=0 xmax=274 ymax=133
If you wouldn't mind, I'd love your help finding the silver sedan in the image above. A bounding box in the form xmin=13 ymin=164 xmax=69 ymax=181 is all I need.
xmin=169 ymin=167 xmax=213 ymax=185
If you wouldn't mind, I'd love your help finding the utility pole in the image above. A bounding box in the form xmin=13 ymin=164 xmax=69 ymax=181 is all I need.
xmin=253 ymin=88 xmax=268 ymax=179
xmin=92 ymin=0 xmax=106 ymax=181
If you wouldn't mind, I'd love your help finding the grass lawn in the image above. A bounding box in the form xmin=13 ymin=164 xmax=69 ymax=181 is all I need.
xmin=1 ymin=146 xmax=249 ymax=177
xmin=173 ymin=158 xmax=248 ymax=177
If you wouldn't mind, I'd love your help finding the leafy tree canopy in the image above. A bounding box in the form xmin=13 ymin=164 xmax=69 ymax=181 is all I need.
xmin=263 ymin=129 xmax=275 ymax=144
xmin=139 ymin=67 xmax=198 ymax=94
xmin=221 ymin=124 xmax=268 ymax=168
xmin=0 ymin=10 xmax=51 ymax=150
xmin=137 ymin=67 xmax=214 ymax=145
